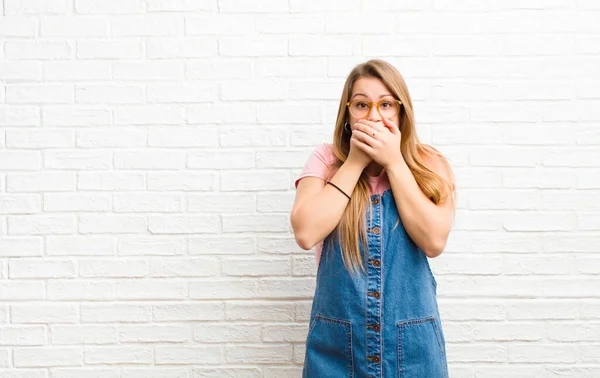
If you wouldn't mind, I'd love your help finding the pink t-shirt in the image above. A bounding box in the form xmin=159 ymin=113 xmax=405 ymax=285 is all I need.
xmin=294 ymin=143 xmax=391 ymax=265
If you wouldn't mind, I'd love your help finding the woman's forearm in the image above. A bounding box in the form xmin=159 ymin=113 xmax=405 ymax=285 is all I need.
xmin=291 ymin=160 xmax=365 ymax=250
xmin=386 ymin=159 xmax=451 ymax=258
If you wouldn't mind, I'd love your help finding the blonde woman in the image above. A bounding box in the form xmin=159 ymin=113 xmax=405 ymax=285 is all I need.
xmin=291 ymin=59 xmax=456 ymax=377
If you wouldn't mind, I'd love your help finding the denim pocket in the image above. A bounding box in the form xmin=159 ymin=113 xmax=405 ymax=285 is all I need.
xmin=303 ymin=314 xmax=354 ymax=378
xmin=397 ymin=316 xmax=448 ymax=378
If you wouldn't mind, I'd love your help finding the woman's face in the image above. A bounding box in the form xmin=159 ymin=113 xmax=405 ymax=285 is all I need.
xmin=348 ymin=77 xmax=401 ymax=131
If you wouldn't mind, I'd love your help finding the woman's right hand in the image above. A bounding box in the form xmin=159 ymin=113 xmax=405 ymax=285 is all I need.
xmin=347 ymin=124 xmax=373 ymax=169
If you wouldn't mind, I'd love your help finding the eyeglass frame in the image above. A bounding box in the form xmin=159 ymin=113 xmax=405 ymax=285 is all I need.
xmin=346 ymin=99 xmax=403 ymax=119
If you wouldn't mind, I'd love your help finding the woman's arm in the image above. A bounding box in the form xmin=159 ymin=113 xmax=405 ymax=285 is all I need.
xmin=386 ymin=152 xmax=455 ymax=258
xmin=291 ymin=160 xmax=365 ymax=250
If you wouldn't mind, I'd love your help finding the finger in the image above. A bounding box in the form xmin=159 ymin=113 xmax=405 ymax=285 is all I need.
xmin=355 ymin=123 xmax=380 ymax=140
xmin=353 ymin=138 xmax=375 ymax=155
xmin=382 ymin=117 xmax=400 ymax=134
xmin=353 ymin=127 xmax=377 ymax=145
xmin=357 ymin=122 xmax=382 ymax=135
xmin=360 ymin=119 xmax=386 ymax=130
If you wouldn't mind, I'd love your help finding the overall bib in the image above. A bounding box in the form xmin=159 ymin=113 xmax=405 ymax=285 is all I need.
xmin=302 ymin=189 xmax=449 ymax=378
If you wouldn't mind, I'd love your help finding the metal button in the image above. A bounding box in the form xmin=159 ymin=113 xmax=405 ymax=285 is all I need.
xmin=367 ymin=355 xmax=381 ymax=363
xmin=367 ymin=323 xmax=381 ymax=332
xmin=372 ymin=197 xmax=379 ymax=205
xmin=371 ymin=226 xmax=380 ymax=234
xmin=368 ymin=291 xmax=381 ymax=299
xmin=368 ymin=259 xmax=381 ymax=267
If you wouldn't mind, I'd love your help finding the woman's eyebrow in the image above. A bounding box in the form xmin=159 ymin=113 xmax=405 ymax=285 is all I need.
xmin=351 ymin=93 xmax=393 ymax=99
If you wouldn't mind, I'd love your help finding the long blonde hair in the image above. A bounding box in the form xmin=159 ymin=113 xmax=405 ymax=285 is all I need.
xmin=322 ymin=59 xmax=456 ymax=276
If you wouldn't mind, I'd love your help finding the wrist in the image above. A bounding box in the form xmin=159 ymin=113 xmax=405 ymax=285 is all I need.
xmin=386 ymin=158 xmax=410 ymax=178
xmin=344 ymin=158 xmax=368 ymax=173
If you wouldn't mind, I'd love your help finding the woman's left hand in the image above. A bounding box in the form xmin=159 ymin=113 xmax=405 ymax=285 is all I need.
xmin=352 ymin=117 xmax=404 ymax=169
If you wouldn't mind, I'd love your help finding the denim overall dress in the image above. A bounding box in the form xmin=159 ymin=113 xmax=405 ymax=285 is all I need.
xmin=302 ymin=188 xmax=449 ymax=377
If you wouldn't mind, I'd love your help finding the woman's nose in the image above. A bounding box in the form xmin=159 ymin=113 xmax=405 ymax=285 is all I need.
xmin=367 ymin=105 xmax=381 ymax=122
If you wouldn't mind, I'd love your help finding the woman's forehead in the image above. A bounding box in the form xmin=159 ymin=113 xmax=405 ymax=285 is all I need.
xmin=351 ymin=78 xmax=391 ymax=97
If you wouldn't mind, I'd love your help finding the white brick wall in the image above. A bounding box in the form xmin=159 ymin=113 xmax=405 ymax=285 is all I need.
xmin=0 ymin=0 xmax=599 ymax=377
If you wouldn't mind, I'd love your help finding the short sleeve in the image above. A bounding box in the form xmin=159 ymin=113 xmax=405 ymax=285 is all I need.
xmin=294 ymin=143 xmax=334 ymax=189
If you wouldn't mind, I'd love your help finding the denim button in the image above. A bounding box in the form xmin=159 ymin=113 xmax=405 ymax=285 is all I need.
xmin=368 ymin=259 xmax=381 ymax=267
xmin=367 ymin=355 xmax=381 ymax=363
xmin=372 ymin=197 xmax=380 ymax=205
xmin=371 ymin=226 xmax=380 ymax=234
xmin=369 ymin=291 xmax=380 ymax=299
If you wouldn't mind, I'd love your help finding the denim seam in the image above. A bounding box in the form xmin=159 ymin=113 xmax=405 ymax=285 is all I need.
xmin=432 ymin=318 xmax=448 ymax=377
xmin=425 ymin=258 xmax=438 ymax=288
xmin=378 ymin=194 xmax=384 ymax=378
xmin=314 ymin=313 xmax=351 ymax=326
xmin=431 ymin=318 xmax=445 ymax=353
xmin=397 ymin=320 xmax=403 ymax=377
xmin=396 ymin=315 xmax=435 ymax=327
xmin=348 ymin=321 xmax=354 ymax=378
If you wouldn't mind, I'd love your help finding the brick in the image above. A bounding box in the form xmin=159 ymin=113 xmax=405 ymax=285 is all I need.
xmin=5 ymin=0 xmax=71 ymax=15
xmin=40 ymin=16 xmax=108 ymax=37
xmin=76 ymin=39 xmax=143 ymax=59
xmin=76 ymin=0 xmax=143 ymax=14
xmin=14 ymin=347 xmax=82 ymax=367
xmin=4 ymin=40 xmax=73 ymax=60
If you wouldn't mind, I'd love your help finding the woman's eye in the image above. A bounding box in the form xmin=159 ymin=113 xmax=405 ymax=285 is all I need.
xmin=356 ymin=102 xmax=368 ymax=108
xmin=381 ymin=102 xmax=392 ymax=108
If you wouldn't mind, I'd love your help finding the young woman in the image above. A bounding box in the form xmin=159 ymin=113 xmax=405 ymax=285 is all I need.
xmin=291 ymin=59 xmax=456 ymax=377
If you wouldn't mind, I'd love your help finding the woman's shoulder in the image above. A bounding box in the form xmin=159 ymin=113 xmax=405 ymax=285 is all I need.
xmin=418 ymin=143 xmax=448 ymax=167
xmin=418 ymin=143 xmax=455 ymax=190
xmin=312 ymin=142 xmax=336 ymax=164
xmin=314 ymin=142 xmax=334 ymax=154
xmin=418 ymin=143 xmax=441 ymax=156
xmin=294 ymin=143 xmax=338 ymax=189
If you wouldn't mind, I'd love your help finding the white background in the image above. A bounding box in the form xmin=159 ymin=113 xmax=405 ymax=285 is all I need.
xmin=1 ymin=0 xmax=599 ymax=377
